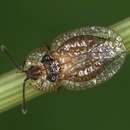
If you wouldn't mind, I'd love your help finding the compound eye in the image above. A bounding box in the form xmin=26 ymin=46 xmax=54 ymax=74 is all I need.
xmin=41 ymin=54 xmax=53 ymax=64
xmin=47 ymin=74 xmax=57 ymax=82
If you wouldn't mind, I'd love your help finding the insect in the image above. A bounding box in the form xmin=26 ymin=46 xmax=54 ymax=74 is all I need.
xmin=0 ymin=26 xmax=126 ymax=114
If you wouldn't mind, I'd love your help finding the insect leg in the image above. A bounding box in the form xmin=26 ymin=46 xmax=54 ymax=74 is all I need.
xmin=0 ymin=44 xmax=21 ymax=70
xmin=21 ymin=78 xmax=28 ymax=114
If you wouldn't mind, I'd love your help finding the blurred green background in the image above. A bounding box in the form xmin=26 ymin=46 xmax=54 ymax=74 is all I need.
xmin=0 ymin=0 xmax=130 ymax=130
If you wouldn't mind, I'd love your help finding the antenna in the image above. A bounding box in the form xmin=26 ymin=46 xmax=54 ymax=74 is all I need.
xmin=0 ymin=44 xmax=21 ymax=70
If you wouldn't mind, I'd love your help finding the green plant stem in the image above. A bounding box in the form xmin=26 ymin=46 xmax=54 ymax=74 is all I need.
xmin=110 ymin=17 xmax=130 ymax=52
xmin=0 ymin=70 xmax=42 ymax=113
xmin=0 ymin=17 xmax=130 ymax=114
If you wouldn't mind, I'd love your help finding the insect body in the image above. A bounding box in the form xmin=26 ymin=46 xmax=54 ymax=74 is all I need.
xmin=0 ymin=26 xmax=126 ymax=114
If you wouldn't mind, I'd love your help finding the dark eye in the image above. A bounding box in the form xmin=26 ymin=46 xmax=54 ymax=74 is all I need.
xmin=47 ymin=74 xmax=57 ymax=82
xmin=41 ymin=54 xmax=53 ymax=64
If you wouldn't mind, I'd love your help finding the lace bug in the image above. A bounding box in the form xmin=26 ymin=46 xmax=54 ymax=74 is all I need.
xmin=0 ymin=26 xmax=126 ymax=114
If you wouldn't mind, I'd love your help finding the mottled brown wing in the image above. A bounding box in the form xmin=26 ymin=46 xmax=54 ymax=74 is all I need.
xmin=50 ymin=26 xmax=126 ymax=90
xmin=63 ymin=53 xmax=106 ymax=82
xmin=61 ymin=52 xmax=125 ymax=90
